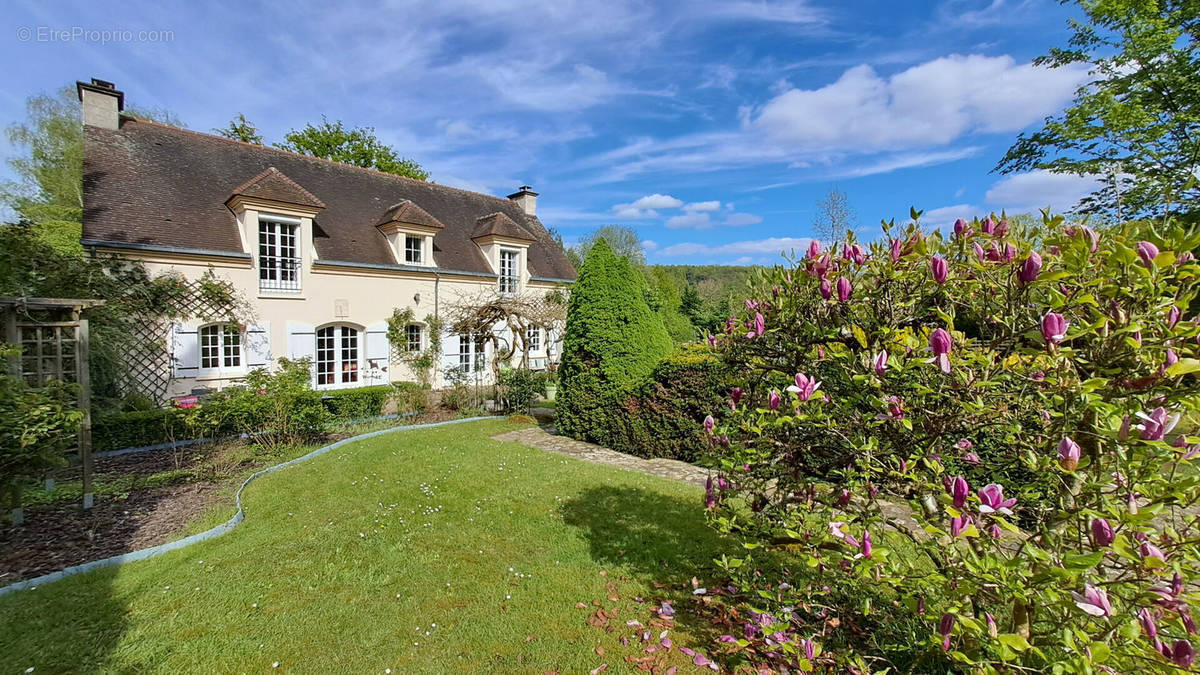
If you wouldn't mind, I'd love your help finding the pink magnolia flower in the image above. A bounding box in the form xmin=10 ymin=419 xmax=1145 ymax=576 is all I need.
xmin=994 ymin=219 xmax=1010 ymax=237
xmin=950 ymin=514 xmax=972 ymax=537
xmin=767 ymin=389 xmax=781 ymax=411
xmin=1137 ymin=240 xmax=1160 ymax=267
xmin=977 ymin=483 xmax=1016 ymax=515
xmin=819 ymin=279 xmax=832 ymax=300
xmin=788 ymin=373 xmax=822 ymax=401
xmin=1138 ymin=607 xmax=1158 ymax=640
xmin=703 ymin=415 xmax=715 ymax=434
xmin=836 ymin=276 xmax=852 ymax=302
xmin=981 ymin=216 xmax=995 ymax=235
xmin=930 ymin=255 xmax=949 ymax=284
xmin=807 ymin=240 xmax=822 ymax=259
xmin=801 ymin=636 xmax=817 ymax=661
xmin=873 ymin=350 xmax=889 ymax=377
xmin=1169 ymin=640 xmax=1195 ymax=668
xmin=953 ymin=218 xmax=970 ymax=238
xmin=860 ymin=530 xmax=873 ymax=558
xmin=1017 ymin=251 xmax=1042 ymax=284
xmin=1041 ymin=312 xmax=1068 ymax=345
xmin=1058 ymin=436 xmax=1081 ymax=471
xmin=1166 ymin=348 xmax=1180 ymax=372
xmin=882 ymin=396 xmax=904 ymax=420
xmin=956 ymin=438 xmax=973 ymax=451
xmin=948 ymin=475 xmax=969 ymax=509
xmin=1137 ymin=407 xmax=1181 ymax=441
xmin=1169 ymin=305 xmax=1182 ymax=330
xmin=1091 ymin=518 xmax=1115 ymax=547
xmin=1180 ymin=251 xmax=1196 ymax=264
xmin=972 ymin=242 xmax=985 ymax=261
xmin=1141 ymin=541 xmax=1168 ymax=564
xmin=705 ymin=476 xmax=717 ymax=509
xmin=1073 ymin=583 xmax=1113 ymax=617
xmin=849 ymin=243 xmax=867 ymax=264
xmin=927 ymin=328 xmax=952 ymax=373
xmin=939 ymin=613 xmax=955 ymax=652
xmin=963 ymin=451 xmax=981 ymax=465
xmin=829 ymin=521 xmax=858 ymax=548
xmin=890 ymin=238 xmax=902 ymax=262
xmin=731 ymin=387 xmax=743 ymax=406
xmin=1001 ymin=242 xmax=1017 ymax=262
xmin=1079 ymin=225 xmax=1100 ymax=252
xmin=835 ymin=489 xmax=852 ymax=508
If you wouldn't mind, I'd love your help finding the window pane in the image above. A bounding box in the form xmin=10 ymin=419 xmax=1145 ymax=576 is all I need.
xmin=406 ymin=325 xmax=421 ymax=351
xmin=316 ymin=326 xmax=335 ymax=385
xmin=259 ymin=219 xmax=301 ymax=292
xmin=200 ymin=325 xmax=218 ymax=369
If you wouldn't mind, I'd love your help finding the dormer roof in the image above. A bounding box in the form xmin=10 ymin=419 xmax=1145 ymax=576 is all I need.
xmin=376 ymin=200 xmax=445 ymax=229
xmin=472 ymin=212 xmax=535 ymax=241
xmin=229 ymin=167 xmax=325 ymax=209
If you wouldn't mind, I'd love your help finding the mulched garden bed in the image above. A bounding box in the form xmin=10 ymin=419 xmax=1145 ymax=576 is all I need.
xmin=0 ymin=410 xmax=468 ymax=588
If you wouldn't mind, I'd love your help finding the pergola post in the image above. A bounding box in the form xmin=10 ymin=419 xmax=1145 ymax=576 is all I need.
xmin=78 ymin=316 xmax=94 ymax=509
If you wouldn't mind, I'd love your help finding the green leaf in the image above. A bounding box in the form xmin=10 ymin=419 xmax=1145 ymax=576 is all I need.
xmin=1090 ymin=641 xmax=1110 ymax=663
xmin=1166 ymin=358 xmax=1200 ymax=377
xmin=1062 ymin=552 xmax=1103 ymax=571
xmin=997 ymin=634 xmax=1031 ymax=651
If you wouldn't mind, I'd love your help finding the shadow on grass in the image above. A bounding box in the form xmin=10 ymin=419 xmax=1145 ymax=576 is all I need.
xmin=560 ymin=485 xmax=733 ymax=647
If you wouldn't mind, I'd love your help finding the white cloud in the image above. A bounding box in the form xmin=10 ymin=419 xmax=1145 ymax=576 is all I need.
xmin=632 ymin=194 xmax=684 ymax=209
xmin=661 ymin=236 xmax=815 ymax=258
xmin=919 ymin=204 xmax=980 ymax=228
xmin=666 ymin=210 xmax=763 ymax=229
xmin=984 ymin=170 xmax=1104 ymax=214
xmin=612 ymin=193 xmax=684 ymax=218
xmin=751 ymin=54 xmax=1088 ymax=153
xmin=642 ymin=239 xmax=659 ymax=252
xmin=684 ymin=200 xmax=722 ymax=212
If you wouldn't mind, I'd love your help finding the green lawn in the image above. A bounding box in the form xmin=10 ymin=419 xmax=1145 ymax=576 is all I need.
xmin=0 ymin=419 xmax=729 ymax=673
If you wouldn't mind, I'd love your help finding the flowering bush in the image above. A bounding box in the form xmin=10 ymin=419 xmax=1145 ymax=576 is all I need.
xmin=703 ymin=212 xmax=1200 ymax=672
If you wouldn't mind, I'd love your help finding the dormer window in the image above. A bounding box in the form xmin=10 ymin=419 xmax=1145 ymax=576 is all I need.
xmin=258 ymin=215 xmax=301 ymax=293
xmin=500 ymin=248 xmax=520 ymax=294
xmin=405 ymin=235 xmax=424 ymax=264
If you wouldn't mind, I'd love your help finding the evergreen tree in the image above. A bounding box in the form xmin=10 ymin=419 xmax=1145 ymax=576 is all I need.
xmin=558 ymin=238 xmax=673 ymax=445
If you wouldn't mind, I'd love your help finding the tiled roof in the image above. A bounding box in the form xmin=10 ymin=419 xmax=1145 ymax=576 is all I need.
xmin=82 ymin=118 xmax=576 ymax=280
xmin=472 ymin=212 xmax=534 ymax=241
xmin=230 ymin=167 xmax=326 ymax=209
xmin=377 ymin=199 xmax=445 ymax=229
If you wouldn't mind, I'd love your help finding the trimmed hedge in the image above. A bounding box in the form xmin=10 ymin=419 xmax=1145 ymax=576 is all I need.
xmin=558 ymin=238 xmax=673 ymax=446
xmin=93 ymin=382 xmax=419 ymax=453
xmin=322 ymin=385 xmax=393 ymax=422
xmin=607 ymin=344 xmax=732 ymax=463
xmin=92 ymin=408 xmax=191 ymax=453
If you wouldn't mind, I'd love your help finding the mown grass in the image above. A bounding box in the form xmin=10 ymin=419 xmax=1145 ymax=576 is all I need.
xmin=0 ymin=418 xmax=729 ymax=673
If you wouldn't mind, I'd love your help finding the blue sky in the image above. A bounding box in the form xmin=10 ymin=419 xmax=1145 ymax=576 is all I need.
xmin=1 ymin=0 xmax=1103 ymax=265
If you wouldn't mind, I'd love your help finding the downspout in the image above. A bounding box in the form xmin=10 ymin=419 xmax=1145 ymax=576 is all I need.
xmin=434 ymin=270 xmax=441 ymax=388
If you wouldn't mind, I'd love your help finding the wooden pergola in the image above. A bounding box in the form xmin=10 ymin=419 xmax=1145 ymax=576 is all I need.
xmin=2 ymin=297 xmax=104 ymax=514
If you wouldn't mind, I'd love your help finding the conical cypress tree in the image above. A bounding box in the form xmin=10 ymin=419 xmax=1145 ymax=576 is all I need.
xmin=558 ymin=238 xmax=673 ymax=445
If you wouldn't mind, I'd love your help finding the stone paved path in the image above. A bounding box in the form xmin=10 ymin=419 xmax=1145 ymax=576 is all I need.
xmin=492 ymin=426 xmax=712 ymax=488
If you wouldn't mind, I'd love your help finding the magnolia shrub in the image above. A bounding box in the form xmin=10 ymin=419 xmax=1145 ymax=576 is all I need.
xmin=704 ymin=213 xmax=1200 ymax=672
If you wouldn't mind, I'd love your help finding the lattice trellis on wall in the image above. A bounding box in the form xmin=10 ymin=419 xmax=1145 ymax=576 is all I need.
xmin=116 ymin=276 xmax=247 ymax=404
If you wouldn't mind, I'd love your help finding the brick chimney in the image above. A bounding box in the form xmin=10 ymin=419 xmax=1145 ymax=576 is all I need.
xmin=507 ymin=185 xmax=539 ymax=217
xmin=76 ymin=78 xmax=124 ymax=130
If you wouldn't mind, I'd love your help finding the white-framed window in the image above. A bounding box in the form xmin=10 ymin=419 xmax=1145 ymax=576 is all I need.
xmin=259 ymin=215 xmax=301 ymax=292
xmin=499 ymin=248 xmax=519 ymax=294
xmin=404 ymin=235 xmax=423 ymax=264
xmin=406 ymin=324 xmax=422 ymax=352
xmin=457 ymin=334 xmax=488 ymax=373
xmin=316 ymin=324 xmax=361 ymax=387
xmin=199 ymin=323 xmax=243 ymax=374
xmin=527 ymin=325 xmax=541 ymax=351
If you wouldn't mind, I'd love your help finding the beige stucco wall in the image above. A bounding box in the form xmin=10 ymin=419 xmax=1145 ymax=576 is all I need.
xmin=119 ymin=248 xmax=561 ymax=399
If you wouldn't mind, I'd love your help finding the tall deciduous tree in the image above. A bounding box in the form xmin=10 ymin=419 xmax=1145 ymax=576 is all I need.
xmin=996 ymin=0 xmax=1200 ymax=218
xmin=214 ymin=113 xmax=264 ymax=144
xmin=569 ymin=224 xmax=647 ymax=268
xmin=811 ymin=187 xmax=856 ymax=243
xmin=3 ymin=86 xmax=183 ymax=254
xmin=276 ymin=116 xmax=429 ymax=180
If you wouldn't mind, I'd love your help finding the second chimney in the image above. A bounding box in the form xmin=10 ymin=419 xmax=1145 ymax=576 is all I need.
xmin=76 ymin=78 xmax=124 ymax=130
xmin=507 ymin=185 xmax=539 ymax=217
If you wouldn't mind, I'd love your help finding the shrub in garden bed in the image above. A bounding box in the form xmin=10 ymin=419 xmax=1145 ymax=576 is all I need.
xmin=702 ymin=213 xmax=1200 ymax=672
xmin=321 ymin=385 xmax=393 ymax=422
xmin=93 ymin=408 xmax=190 ymax=453
xmin=606 ymin=344 xmax=732 ymax=463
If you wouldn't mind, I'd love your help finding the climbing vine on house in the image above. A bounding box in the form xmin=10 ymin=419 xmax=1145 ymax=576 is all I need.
xmin=386 ymin=307 xmax=442 ymax=387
